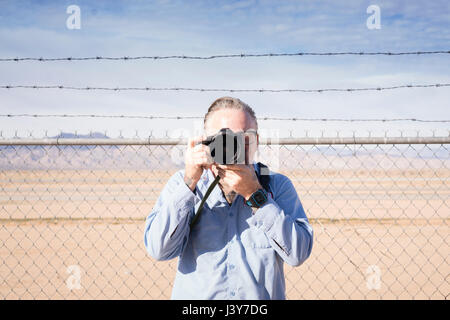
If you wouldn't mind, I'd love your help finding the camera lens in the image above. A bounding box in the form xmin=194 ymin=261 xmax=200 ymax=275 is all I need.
xmin=206 ymin=128 xmax=246 ymax=165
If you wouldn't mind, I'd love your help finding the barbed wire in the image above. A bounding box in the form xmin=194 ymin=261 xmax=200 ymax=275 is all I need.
xmin=1 ymin=83 xmax=449 ymax=93
xmin=1 ymin=50 xmax=449 ymax=62
xmin=1 ymin=114 xmax=449 ymax=123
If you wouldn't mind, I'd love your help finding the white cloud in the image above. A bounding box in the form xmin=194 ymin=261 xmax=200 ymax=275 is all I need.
xmin=0 ymin=0 xmax=449 ymax=137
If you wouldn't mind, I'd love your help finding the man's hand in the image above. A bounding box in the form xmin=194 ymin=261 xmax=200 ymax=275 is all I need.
xmin=184 ymin=135 xmax=214 ymax=192
xmin=215 ymin=164 xmax=262 ymax=201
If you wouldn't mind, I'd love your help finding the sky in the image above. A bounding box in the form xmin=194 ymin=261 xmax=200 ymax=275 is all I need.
xmin=0 ymin=0 xmax=449 ymax=139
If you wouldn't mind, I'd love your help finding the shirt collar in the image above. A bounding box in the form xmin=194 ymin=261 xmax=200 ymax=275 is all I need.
xmin=204 ymin=169 xmax=228 ymax=208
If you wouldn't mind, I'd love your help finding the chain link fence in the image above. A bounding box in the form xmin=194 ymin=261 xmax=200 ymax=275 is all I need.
xmin=0 ymin=132 xmax=449 ymax=299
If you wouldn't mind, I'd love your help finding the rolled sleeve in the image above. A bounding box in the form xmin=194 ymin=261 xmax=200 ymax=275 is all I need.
xmin=144 ymin=170 xmax=201 ymax=261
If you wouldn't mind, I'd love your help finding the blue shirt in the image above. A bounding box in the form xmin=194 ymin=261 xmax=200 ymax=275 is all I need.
xmin=144 ymin=163 xmax=313 ymax=300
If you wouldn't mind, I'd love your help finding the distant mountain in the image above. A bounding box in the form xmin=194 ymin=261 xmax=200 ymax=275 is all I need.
xmin=52 ymin=132 xmax=110 ymax=139
xmin=0 ymin=133 xmax=448 ymax=170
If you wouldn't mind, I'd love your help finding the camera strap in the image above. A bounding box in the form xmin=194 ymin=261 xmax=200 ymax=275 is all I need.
xmin=189 ymin=175 xmax=220 ymax=228
xmin=189 ymin=162 xmax=271 ymax=229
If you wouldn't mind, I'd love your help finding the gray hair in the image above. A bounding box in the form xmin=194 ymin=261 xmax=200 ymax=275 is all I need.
xmin=203 ymin=96 xmax=258 ymax=130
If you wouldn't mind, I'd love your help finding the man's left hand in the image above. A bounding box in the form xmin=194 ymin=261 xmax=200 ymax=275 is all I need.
xmin=215 ymin=164 xmax=262 ymax=200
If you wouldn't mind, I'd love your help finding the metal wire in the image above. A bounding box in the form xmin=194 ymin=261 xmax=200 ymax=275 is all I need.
xmin=1 ymin=50 xmax=449 ymax=62
xmin=1 ymin=114 xmax=450 ymax=123
xmin=1 ymin=136 xmax=449 ymax=146
xmin=0 ymin=132 xmax=449 ymax=299
xmin=1 ymin=83 xmax=449 ymax=93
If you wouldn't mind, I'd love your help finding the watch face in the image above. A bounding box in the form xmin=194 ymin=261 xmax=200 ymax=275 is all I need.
xmin=254 ymin=190 xmax=267 ymax=205
xmin=247 ymin=189 xmax=268 ymax=208
xmin=254 ymin=191 xmax=266 ymax=203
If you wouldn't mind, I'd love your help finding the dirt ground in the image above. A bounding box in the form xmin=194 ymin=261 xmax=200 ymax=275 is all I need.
xmin=0 ymin=169 xmax=448 ymax=299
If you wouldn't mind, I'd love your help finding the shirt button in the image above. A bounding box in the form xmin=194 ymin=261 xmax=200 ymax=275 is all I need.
xmin=230 ymin=291 xmax=235 ymax=297
xmin=229 ymin=264 xmax=235 ymax=270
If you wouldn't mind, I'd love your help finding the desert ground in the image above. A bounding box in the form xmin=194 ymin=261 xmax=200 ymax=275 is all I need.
xmin=1 ymin=169 xmax=449 ymax=299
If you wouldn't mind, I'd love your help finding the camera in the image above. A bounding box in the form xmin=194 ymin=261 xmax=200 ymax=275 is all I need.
xmin=200 ymin=128 xmax=246 ymax=165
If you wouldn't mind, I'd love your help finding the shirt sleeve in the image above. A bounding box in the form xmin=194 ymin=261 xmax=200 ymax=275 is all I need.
xmin=143 ymin=170 xmax=201 ymax=261
xmin=252 ymin=174 xmax=314 ymax=267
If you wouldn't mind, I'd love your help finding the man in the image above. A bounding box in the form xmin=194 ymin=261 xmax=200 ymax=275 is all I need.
xmin=144 ymin=97 xmax=313 ymax=299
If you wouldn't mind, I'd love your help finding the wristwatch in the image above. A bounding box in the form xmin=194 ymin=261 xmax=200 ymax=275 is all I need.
xmin=245 ymin=189 xmax=268 ymax=208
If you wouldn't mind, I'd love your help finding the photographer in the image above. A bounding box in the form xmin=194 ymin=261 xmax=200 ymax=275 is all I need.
xmin=144 ymin=97 xmax=313 ymax=299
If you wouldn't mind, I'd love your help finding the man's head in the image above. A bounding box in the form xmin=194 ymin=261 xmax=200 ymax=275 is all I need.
xmin=203 ymin=97 xmax=259 ymax=164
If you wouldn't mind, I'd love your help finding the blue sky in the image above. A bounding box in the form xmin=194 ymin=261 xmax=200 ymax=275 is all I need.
xmin=0 ymin=0 xmax=449 ymax=138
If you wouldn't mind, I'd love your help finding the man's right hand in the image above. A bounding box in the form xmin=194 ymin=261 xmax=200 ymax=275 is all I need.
xmin=184 ymin=135 xmax=213 ymax=192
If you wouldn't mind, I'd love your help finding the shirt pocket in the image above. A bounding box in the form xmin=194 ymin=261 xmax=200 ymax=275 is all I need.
xmin=241 ymin=225 xmax=272 ymax=249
